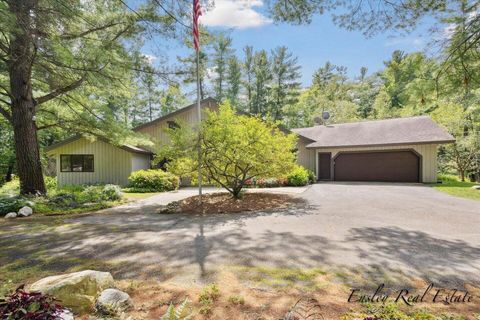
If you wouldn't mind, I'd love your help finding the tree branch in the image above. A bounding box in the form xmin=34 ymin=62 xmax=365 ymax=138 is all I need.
xmin=60 ymin=22 xmax=124 ymax=40
xmin=35 ymin=77 xmax=85 ymax=106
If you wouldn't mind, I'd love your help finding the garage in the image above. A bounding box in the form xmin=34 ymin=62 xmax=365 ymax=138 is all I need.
xmin=334 ymin=150 xmax=420 ymax=182
xmin=292 ymin=116 xmax=456 ymax=183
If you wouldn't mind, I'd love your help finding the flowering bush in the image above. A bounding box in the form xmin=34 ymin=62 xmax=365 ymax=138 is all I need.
xmin=0 ymin=287 xmax=63 ymax=320
xmin=256 ymin=178 xmax=287 ymax=188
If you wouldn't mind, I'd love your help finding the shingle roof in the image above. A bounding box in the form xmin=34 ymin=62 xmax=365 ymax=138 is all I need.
xmin=44 ymin=135 xmax=152 ymax=154
xmin=133 ymin=97 xmax=217 ymax=131
xmin=292 ymin=116 xmax=455 ymax=149
xmin=44 ymin=97 xmax=218 ymax=154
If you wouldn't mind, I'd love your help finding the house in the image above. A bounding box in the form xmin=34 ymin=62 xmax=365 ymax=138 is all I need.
xmin=292 ymin=116 xmax=455 ymax=183
xmin=46 ymin=98 xmax=454 ymax=186
xmin=45 ymin=98 xmax=218 ymax=186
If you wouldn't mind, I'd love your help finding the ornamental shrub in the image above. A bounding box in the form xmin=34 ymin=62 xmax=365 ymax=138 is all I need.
xmin=128 ymin=169 xmax=180 ymax=192
xmin=79 ymin=185 xmax=103 ymax=203
xmin=307 ymin=170 xmax=316 ymax=184
xmin=44 ymin=176 xmax=57 ymax=191
xmin=256 ymin=178 xmax=287 ymax=188
xmin=0 ymin=287 xmax=63 ymax=320
xmin=101 ymin=184 xmax=123 ymax=201
xmin=286 ymin=166 xmax=310 ymax=186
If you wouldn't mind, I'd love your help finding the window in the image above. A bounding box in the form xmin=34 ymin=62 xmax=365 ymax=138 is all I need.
xmin=60 ymin=155 xmax=94 ymax=172
xmin=167 ymin=121 xmax=180 ymax=129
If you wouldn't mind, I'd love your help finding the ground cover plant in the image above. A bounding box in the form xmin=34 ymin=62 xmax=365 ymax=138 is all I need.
xmin=0 ymin=287 xmax=63 ymax=320
xmin=0 ymin=177 xmax=125 ymax=216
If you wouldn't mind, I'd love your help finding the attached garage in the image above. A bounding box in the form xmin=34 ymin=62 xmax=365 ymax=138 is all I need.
xmin=333 ymin=150 xmax=420 ymax=182
xmin=292 ymin=116 xmax=455 ymax=183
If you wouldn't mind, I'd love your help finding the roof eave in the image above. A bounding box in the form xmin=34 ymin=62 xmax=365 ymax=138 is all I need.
xmin=133 ymin=97 xmax=217 ymax=131
xmin=305 ymin=139 xmax=456 ymax=149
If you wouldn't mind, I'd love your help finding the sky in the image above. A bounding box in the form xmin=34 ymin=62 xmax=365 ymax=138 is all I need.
xmin=142 ymin=0 xmax=435 ymax=87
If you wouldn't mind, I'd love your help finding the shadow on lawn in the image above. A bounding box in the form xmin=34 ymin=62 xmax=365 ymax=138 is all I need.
xmin=0 ymin=204 xmax=330 ymax=283
xmin=1 ymin=203 xmax=480 ymax=290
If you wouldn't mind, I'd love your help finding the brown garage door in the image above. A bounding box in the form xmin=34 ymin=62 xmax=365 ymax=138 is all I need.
xmin=334 ymin=151 xmax=420 ymax=182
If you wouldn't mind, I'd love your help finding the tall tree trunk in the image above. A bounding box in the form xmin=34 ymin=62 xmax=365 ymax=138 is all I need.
xmin=8 ymin=0 xmax=46 ymax=195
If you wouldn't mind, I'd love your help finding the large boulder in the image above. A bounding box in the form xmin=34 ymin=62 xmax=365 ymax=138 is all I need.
xmin=17 ymin=206 xmax=33 ymax=217
xmin=96 ymin=288 xmax=133 ymax=315
xmin=4 ymin=212 xmax=17 ymax=219
xmin=29 ymin=270 xmax=115 ymax=314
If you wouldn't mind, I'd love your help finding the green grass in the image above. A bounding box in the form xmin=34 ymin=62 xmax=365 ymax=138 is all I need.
xmin=234 ymin=266 xmax=326 ymax=290
xmin=122 ymin=191 xmax=161 ymax=200
xmin=33 ymin=200 xmax=124 ymax=215
xmin=432 ymin=174 xmax=480 ymax=201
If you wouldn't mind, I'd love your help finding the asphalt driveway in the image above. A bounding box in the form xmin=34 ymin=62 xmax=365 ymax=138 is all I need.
xmin=1 ymin=183 xmax=479 ymax=287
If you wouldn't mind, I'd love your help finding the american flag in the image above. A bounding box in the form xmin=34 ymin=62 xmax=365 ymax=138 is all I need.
xmin=193 ymin=0 xmax=201 ymax=51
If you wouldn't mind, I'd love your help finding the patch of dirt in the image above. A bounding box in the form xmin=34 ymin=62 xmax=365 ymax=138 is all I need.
xmin=162 ymin=192 xmax=304 ymax=214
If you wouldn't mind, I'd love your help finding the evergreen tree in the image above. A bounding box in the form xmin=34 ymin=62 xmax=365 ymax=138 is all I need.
xmin=242 ymin=46 xmax=255 ymax=113
xmin=212 ymin=34 xmax=233 ymax=102
xmin=252 ymin=50 xmax=271 ymax=116
xmin=178 ymin=50 xmax=209 ymax=100
xmin=269 ymin=46 xmax=301 ymax=120
xmin=226 ymin=56 xmax=242 ymax=109
xmin=160 ymin=84 xmax=187 ymax=116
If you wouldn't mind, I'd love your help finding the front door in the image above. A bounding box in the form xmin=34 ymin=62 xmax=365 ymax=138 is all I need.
xmin=318 ymin=152 xmax=332 ymax=180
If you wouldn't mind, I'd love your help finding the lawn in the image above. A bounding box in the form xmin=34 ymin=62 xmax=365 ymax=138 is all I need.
xmin=432 ymin=175 xmax=480 ymax=201
xmin=122 ymin=191 xmax=161 ymax=200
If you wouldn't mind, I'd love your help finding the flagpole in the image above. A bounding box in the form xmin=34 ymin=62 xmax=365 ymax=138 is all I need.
xmin=193 ymin=0 xmax=202 ymax=205
xmin=196 ymin=49 xmax=202 ymax=204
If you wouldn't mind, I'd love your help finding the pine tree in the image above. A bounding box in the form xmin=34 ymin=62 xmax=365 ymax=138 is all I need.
xmin=212 ymin=34 xmax=233 ymax=102
xmin=269 ymin=46 xmax=301 ymax=120
xmin=0 ymin=0 xmax=183 ymax=194
xmin=160 ymin=84 xmax=187 ymax=116
xmin=226 ymin=56 xmax=242 ymax=109
xmin=242 ymin=46 xmax=255 ymax=113
xmin=252 ymin=50 xmax=271 ymax=116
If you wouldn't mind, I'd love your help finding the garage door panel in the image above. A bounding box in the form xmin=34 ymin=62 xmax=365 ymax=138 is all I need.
xmin=334 ymin=151 xmax=419 ymax=182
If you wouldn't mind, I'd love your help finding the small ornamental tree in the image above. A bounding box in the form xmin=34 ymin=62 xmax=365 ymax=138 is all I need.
xmin=158 ymin=102 xmax=297 ymax=198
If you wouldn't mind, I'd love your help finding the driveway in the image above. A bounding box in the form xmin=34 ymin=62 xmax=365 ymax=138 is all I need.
xmin=1 ymin=183 xmax=479 ymax=287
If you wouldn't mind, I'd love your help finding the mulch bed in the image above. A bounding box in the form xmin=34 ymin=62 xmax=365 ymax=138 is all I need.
xmin=161 ymin=192 xmax=304 ymax=214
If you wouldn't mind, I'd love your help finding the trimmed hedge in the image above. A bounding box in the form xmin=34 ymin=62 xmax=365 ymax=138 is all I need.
xmin=128 ymin=169 xmax=179 ymax=192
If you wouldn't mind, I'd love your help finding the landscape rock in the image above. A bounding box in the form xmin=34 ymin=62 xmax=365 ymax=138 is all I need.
xmin=17 ymin=206 xmax=33 ymax=217
xmin=4 ymin=212 xmax=17 ymax=219
xmin=57 ymin=309 xmax=74 ymax=320
xmin=96 ymin=288 xmax=133 ymax=315
xmin=471 ymin=185 xmax=480 ymax=190
xmin=159 ymin=201 xmax=181 ymax=214
xmin=29 ymin=270 xmax=115 ymax=314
